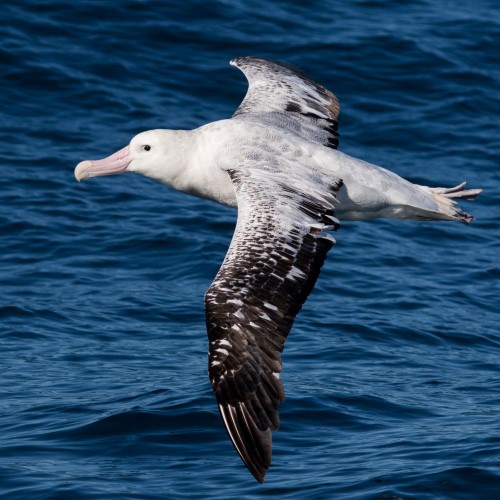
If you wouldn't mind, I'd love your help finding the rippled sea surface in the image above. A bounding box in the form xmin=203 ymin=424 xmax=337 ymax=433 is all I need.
xmin=1 ymin=1 xmax=499 ymax=498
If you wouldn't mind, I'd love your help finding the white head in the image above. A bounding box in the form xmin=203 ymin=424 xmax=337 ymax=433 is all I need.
xmin=74 ymin=127 xmax=236 ymax=206
xmin=74 ymin=129 xmax=178 ymax=183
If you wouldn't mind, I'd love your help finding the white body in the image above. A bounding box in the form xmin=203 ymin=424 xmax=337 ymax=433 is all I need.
xmin=124 ymin=121 xmax=471 ymax=223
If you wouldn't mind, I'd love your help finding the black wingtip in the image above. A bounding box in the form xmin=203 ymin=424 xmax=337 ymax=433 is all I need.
xmin=254 ymin=470 xmax=266 ymax=483
xmin=248 ymin=459 xmax=267 ymax=484
xmin=218 ymin=403 xmax=273 ymax=483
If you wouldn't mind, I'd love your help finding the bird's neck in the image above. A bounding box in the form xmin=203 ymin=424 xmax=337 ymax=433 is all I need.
xmin=146 ymin=126 xmax=237 ymax=207
xmin=157 ymin=130 xmax=197 ymax=190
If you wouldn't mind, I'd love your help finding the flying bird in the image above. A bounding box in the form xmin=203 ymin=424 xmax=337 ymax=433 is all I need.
xmin=74 ymin=57 xmax=481 ymax=482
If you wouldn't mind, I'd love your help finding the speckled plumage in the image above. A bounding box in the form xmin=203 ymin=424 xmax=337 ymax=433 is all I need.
xmin=205 ymin=164 xmax=342 ymax=481
xmin=231 ymin=57 xmax=340 ymax=149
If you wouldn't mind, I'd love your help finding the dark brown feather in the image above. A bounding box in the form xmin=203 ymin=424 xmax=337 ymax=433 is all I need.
xmin=205 ymin=165 xmax=342 ymax=482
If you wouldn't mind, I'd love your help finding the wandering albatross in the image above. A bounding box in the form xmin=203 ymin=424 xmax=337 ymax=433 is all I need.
xmin=74 ymin=57 xmax=482 ymax=482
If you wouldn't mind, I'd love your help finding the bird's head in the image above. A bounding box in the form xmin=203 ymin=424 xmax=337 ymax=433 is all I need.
xmin=74 ymin=129 xmax=170 ymax=182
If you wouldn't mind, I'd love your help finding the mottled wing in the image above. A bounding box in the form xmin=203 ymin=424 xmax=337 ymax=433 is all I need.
xmin=230 ymin=56 xmax=340 ymax=149
xmin=205 ymin=164 xmax=342 ymax=482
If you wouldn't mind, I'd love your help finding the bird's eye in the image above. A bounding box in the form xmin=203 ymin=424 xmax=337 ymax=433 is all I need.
xmin=143 ymin=145 xmax=151 ymax=151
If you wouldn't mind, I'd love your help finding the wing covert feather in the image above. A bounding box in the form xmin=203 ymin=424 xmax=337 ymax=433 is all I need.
xmin=230 ymin=56 xmax=340 ymax=149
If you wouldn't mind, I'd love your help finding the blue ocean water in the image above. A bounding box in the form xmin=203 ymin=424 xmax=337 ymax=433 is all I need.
xmin=1 ymin=0 xmax=499 ymax=498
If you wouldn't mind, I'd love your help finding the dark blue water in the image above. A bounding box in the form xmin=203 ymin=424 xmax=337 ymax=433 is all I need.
xmin=1 ymin=1 xmax=499 ymax=498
